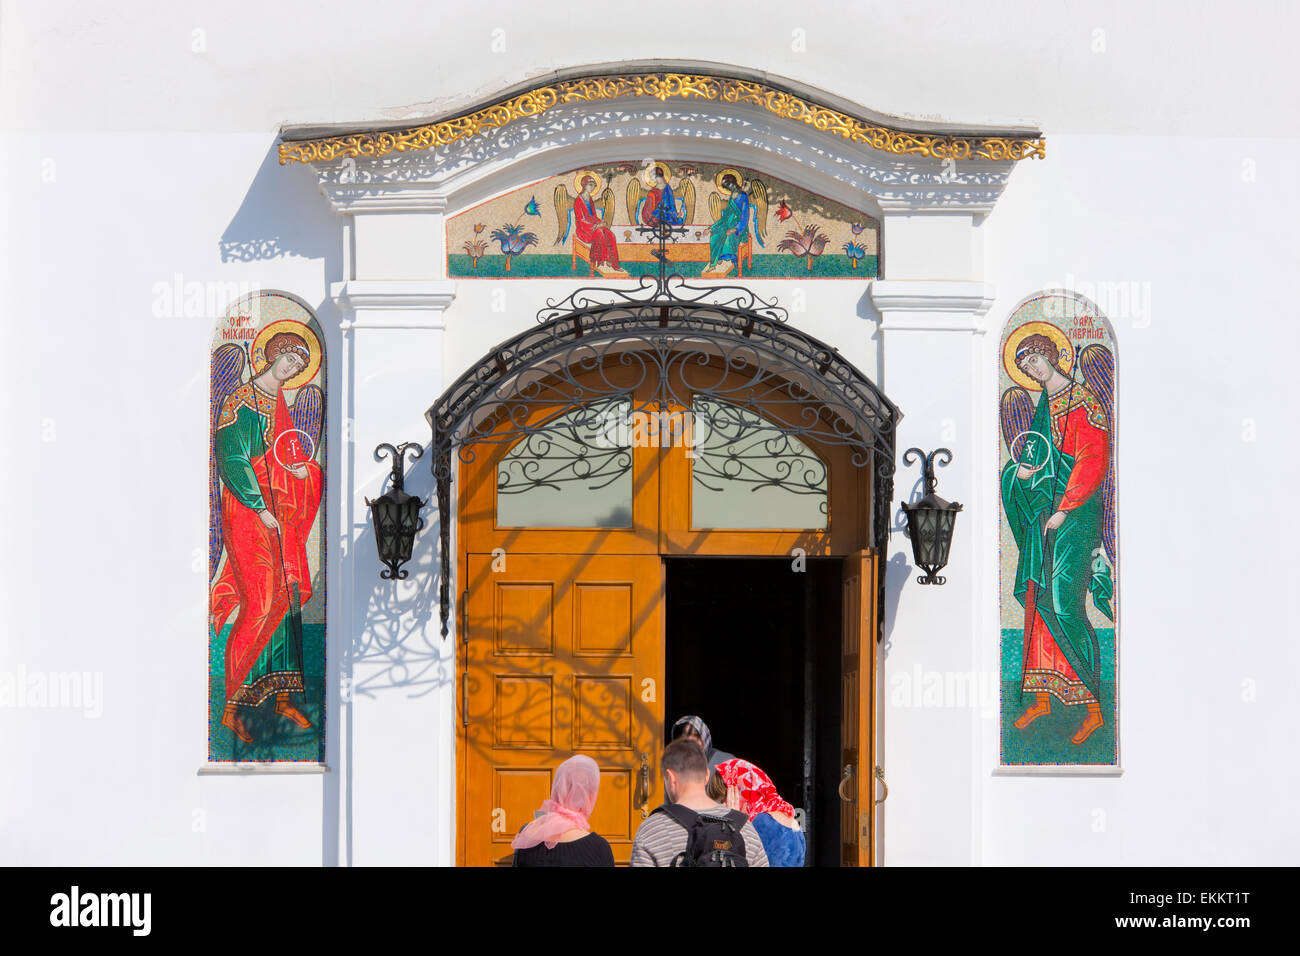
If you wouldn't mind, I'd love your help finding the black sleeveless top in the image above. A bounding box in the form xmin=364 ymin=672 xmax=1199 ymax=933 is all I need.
xmin=512 ymin=832 xmax=616 ymax=867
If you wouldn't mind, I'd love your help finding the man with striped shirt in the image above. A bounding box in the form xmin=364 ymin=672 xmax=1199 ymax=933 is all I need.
xmin=630 ymin=738 xmax=769 ymax=867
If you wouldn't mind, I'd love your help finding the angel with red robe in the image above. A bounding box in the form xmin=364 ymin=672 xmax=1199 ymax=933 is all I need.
xmin=553 ymin=171 xmax=628 ymax=277
xmin=1000 ymin=324 xmax=1116 ymax=746
xmin=210 ymin=323 xmax=324 ymax=745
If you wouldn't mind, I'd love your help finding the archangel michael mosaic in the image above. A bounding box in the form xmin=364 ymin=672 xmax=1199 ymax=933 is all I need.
xmin=998 ymin=291 xmax=1119 ymax=768
xmin=208 ymin=291 xmax=326 ymax=762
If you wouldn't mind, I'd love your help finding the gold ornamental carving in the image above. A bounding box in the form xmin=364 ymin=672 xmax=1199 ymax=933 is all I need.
xmin=278 ymin=72 xmax=1045 ymax=166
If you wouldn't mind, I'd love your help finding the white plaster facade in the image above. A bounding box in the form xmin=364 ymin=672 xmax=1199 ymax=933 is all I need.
xmin=2 ymin=1 xmax=1297 ymax=867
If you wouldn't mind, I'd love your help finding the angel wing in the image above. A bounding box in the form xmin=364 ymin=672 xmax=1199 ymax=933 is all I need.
xmin=626 ymin=178 xmax=644 ymax=225
xmin=210 ymin=343 xmax=246 ymax=580
xmin=747 ymin=178 xmax=769 ymax=246
xmin=676 ymin=177 xmax=695 ymax=224
xmin=553 ymin=184 xmax=574 ymax=244
xmin=1077 ymin=343 xmax=1117 ymax=566
xmin=708 ymin=190 xmax=724 ymax=223
xmin=599 ymin=187 xmax=616 ymax=228
xmin=290 ymin=383 xmax=324 ymax=463
xmin=999 ymin=386 xmax=1035 ymax=461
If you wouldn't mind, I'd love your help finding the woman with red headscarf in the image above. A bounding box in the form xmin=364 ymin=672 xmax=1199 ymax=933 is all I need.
xmin=716 ymin=758 xmax=806 ymax=867
xmin=511 ymin=755 xmax=615 ymax=867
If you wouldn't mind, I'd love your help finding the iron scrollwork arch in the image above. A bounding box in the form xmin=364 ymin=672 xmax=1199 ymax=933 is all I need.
xmin=427 ymin=229 xmax=901 ymax=639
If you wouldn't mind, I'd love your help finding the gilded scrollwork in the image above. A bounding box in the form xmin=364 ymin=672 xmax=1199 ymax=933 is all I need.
xmin=279 ymin=72 xmax=1046 ymax=166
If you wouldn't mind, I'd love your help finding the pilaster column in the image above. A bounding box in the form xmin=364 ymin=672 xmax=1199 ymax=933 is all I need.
xmin=322 ymin=179 xmax=457 ymax=866
xmin=871 ymin=279 xmax=996 ymax=865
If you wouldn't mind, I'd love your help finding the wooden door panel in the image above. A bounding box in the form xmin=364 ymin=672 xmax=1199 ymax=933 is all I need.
xmin=573 ymin=582 xmax=635 ymax=655
xmin=493 ymin=583 xmax=556 ymax=655
xmin=588 ymin=769 xmax=635 ymax=843
xmin=491 ymin=767 xmax=553 ymax=862
xmin=494 ymin=675 xmax=554 ymax=748
xmin=840 ymin=550 xmax=877 ymax=867
xmin=574 ymin=676 xmax=634 ymax=748
xmin=462 ymin=552 xmax=664 ymax=866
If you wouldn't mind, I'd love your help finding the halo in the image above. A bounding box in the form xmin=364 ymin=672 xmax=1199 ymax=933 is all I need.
xmin=715 ymin=168 xmax=743 ymax=191
xmin=573 ymin=169 xmax=604 ymax=195
xmin=1003 ymin=320 xmax=1074 ymax=391
xmin=643 ymin=161 xmax=669 ymax=186
xmin=252 ymin=319 xmax=322 ymax=390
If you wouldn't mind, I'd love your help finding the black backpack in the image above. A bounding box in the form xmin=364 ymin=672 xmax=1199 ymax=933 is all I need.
xmin=652 ymin=803 xmax=750 ymax=868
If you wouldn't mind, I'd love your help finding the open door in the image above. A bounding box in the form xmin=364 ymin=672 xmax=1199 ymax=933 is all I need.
xmin=840 ymin=550 xmax=878 ymax=866
xmin=461 ymin=552 xmax=665 ymax=866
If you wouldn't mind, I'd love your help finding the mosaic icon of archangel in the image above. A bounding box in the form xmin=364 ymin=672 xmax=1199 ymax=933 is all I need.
xmin=208 ymin=293 xmax=325 ymax=760
xmin=999 ymin=296 xmax=1117 ymax=764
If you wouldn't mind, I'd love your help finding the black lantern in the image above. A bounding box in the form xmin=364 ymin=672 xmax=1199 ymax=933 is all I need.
xmin=900 ymin=447 xmax=963 ymax=585
xmin=366 ymin=442 xmax=426 ymax=580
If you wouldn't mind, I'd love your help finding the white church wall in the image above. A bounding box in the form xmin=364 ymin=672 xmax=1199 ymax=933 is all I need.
xmin=1 ymin=0 xmax=1295 ymax=867
xmin=978 ymin=134 xmax=1300 ymax=865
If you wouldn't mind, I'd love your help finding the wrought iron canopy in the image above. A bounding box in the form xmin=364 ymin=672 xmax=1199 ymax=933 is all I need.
xmin=426 ymin=224 xmax=902 ymax=639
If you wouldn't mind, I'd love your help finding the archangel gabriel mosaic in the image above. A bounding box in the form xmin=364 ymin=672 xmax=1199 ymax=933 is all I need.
xmin=998 ymin=291 xmax=1118 ymax=768
xmin=208 ymin=292 xmax=326 ymax=762
xmin=448 ymin=160 xmax=879 ymax=279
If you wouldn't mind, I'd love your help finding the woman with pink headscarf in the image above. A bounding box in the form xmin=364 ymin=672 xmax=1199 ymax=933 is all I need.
xmin=511 ymin=754 xmax=615 ymax=867
xmin=716 ymin=758 xmax=806 ymax=867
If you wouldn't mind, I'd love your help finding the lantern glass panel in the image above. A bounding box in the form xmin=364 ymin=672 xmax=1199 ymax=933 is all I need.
xmin=935 ymin=509 xmax=956 ymax=564
xmin=913 ymin=507 xmax=938 ymax=567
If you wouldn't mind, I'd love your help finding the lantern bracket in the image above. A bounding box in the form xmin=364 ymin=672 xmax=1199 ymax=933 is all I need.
xmin=903 ymin=446 xmax=952 ymax=496
xmin=376 ymin=441 xmax=423 ymax=493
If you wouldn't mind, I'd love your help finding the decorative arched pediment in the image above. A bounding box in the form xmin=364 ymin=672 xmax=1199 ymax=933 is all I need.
xmin=282 ymin=68 xmax=1042 ymax=215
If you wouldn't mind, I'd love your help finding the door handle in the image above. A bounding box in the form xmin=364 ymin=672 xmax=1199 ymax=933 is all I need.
xmin=838 ymin=764 xmax=855 ymax=802
xmin=873 ymin=765 xmax=889 ymax=805
xmin=635 ymin=752 xmax=650 ymax=818
xmin=460 ymin=589 xmax=469 ymax=644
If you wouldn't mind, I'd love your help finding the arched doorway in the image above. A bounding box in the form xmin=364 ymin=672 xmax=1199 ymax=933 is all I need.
xmin=428 ymin=275 xmax=899 ymax=865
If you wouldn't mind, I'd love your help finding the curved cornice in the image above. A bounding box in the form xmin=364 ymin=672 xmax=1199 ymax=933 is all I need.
xmin=279 ymin=70 xmax=1045 ymax=167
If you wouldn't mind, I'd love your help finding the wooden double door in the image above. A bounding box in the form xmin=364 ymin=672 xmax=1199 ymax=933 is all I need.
xmin=461 ymin=552 xmax=664 ymax=865
xmin=455 ymin=363 xmax=879 ymax=865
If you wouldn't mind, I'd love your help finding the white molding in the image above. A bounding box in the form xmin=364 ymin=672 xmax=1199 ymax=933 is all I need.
xmin=871 ymin=280 xmax=997 ymax=333
xmin=331 ymin=279 xmax=456 ymax=330
xmin=321 ymin=183 xmax=448 ymax=215
xmin=198 ymin=763 xmax=330 ymax=775
xmin=991 ymin=766 xmax=1124 ymax=777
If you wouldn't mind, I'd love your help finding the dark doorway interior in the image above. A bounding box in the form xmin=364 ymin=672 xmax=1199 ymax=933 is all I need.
xmin=665 ymin=557 xmax=843 ymax=866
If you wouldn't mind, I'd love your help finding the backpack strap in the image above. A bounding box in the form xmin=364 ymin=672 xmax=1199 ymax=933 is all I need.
xmin=651 ymin=802 xmax=699 ymax=831
xmin=721 ymin=809 xmax=748 ymax=829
